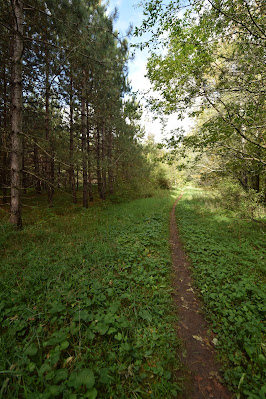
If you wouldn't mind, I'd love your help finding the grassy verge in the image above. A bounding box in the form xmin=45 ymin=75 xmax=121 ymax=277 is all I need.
xmin=176 ymin=188 xmax=266 ymax=399
xmin=0 ymin=191 xmax=181 ymax=398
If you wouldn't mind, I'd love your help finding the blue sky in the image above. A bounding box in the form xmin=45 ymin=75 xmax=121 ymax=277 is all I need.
xmin=105 ymin=0 xmax=193 ymax=141
xmin=106 ymin=0 xmax=152 ymax=94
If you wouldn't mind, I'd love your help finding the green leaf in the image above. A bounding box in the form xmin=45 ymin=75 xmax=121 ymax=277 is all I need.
xmin=69 ymin=369 xmax=95 ymax=389
xmin=139 ymin=309 xmax=152 ymax=323
xmin=24 ymin=344 xmax=38 ymax=356
xmin=28 ymin=362 xmax=36 ymax=372
xmin=121 ymin=343 xmax=131 ymax=351
xmin=73 ymin=310 xmax=90 ymax=322
xmin=54 ymin=368 xmax=68 ymax=383
xmin=86 ymin=329 xmax=95 ymax=340
xmin=39 ymin=363 xmax=51 ymax=376
xmin=99 ymin=368 xmax=112 ymax=384
xmin=85 ymin=387 xmax=97 ymax=399
xmin=48 ymin=385 xmax=61 ymax=396
xmin=60 ymin=340 xmax=69 ymax=350
xmin=107 ymin=327 xmax=117 ymax=334
xmin=95 ymin=323 xmax=108 ymax=335
xmin=104 ymin=313 xmax=115 ymax=324
xmin=114 ymin=333 xmax=123 ymax=341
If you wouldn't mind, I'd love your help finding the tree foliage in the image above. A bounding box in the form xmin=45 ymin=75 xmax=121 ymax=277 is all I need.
xmin=137 ymin=0 xmax=266 ymax=195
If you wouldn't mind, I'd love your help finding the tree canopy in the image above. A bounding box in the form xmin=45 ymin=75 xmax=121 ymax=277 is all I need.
xmin=137 ymin=0 xmax=266 ymax=194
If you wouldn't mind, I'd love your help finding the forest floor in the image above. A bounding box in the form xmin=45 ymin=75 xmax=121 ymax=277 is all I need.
xmin=0 ymin=190 xmax=182 ymax=398
xmin=0 ymin=188 xmax=265 ymax=398
xmin=170 ymin=194 xmax=231 ymax=399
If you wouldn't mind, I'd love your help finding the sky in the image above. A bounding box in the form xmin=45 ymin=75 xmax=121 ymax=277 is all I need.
xmin=105 ymin=0 xmax=193 ymax=142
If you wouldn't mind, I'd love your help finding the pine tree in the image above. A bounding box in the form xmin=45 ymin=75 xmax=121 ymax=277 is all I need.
xmin=10 ymin=0 xmax=24 ymax=229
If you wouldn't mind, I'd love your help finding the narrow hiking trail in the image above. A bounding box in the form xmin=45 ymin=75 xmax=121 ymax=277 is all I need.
xmin=170 ymin=194 xmax=232 ymax=399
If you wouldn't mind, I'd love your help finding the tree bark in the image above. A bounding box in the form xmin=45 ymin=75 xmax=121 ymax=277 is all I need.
xmin=101 ymin=125 xmax=106 ymax=200
xmin=22 ymin=136 xmax=27 ymax=194
xmin=237 ymin=171 xmax=248 ymax=192
xmin=252 ymin=174 xmax=260 ymax=193
xmin=107 ymin=128 xmax=114 ymax=195
xmin=69 ymin=75 xmax=77 ymax=203
xmin=45 ymin=40 xmax=53 ymax=207
xmin=33 ymin=141 xmax=41 ymax=193
xmin=57 ymin=163 xmax=61 ymax=188
xmin=81 ymin=73 xmax=88 ymax=208
xmin=96 ymin=125 xmax=104 ymax=199
xmin=10 ymin=0 xmax=23 ymax=229
xmin=2 ymin=61 xmax=9 ymax=203
xmin=86 ymin=102 xmax=93 ymax=202
xmin=76 ymin=163 xmax=79 ymax=191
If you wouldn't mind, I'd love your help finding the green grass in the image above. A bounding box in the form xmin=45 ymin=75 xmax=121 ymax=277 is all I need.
xmin=176 ymin=188 xmax=266 ymax=399
xmin=0 ymin=191 xmax=181 ymax=399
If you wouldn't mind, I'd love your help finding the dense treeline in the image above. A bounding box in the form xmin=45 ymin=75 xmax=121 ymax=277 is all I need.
xmin=0 ymin=0 xmax=148 ymax=228
xmin=139 ymin=0 xmax=266 ymax=199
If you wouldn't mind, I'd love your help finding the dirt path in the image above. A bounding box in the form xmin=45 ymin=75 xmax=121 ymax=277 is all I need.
xmin=170 ymin=194 xmax=232 ymax=399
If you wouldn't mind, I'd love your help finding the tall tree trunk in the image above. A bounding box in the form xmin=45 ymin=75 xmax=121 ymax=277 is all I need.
xmin=86 ymin=102 xmax=93 ymax=202
xmin=252 ymin=174 xmax=260 ymax=193
xmin=238 ymin=171 xmax=248 ymax=192
xmin=33 ymin=141 xmax=41 ymax=193
xmin=107 ymin=128 xmax=114 ymax=195
xmin=76 ymin=163 xmax=79 ymax=191
xmin=2 ymin=61 xmax=9 ymax=203
xmin=51 ymin=148 xmax=55 ymax=195
xmin=57 ymin=163 xmax=61 ymax=188
xmin=69 ymin=75 xmax=76 ymax=203
xmin=22 ymin=136 xmax=27 ymax=194
xmin=101 ymin=125 xmax=106 ymax=200
xmin=45 ymin=40 xmax=53 ymax=207
xmin=96 ymin=125 xmax=103 ymax=199
xmin=81 ymin=73 xmax=88 ymax=208
xmin=10 ymin=0 xmax=23 ymax=229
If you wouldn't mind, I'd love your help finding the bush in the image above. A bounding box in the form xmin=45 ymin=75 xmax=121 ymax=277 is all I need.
xmin=214 ymin=180 xmax=265 ymax=220
xmin=157 ymin=176 xmax=171 ymax=190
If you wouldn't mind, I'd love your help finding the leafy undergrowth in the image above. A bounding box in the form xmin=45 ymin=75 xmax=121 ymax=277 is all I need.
xmin=0 ymin=192 xmax=181 ymax=398
xmin=176 ymin=188 xmax=266 ymax=399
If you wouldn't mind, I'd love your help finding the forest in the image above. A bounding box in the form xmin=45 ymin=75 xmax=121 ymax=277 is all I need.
xmin=0 ymin=1 xmax=265 ymax=398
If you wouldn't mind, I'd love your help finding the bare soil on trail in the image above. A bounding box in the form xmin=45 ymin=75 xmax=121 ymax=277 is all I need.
xmin=170 ymin=194 xmax=232 ymax=399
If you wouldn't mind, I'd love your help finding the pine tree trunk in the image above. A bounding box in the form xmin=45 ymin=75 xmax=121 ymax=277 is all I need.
xmin=107 ymin=128 xmax=114 ymax=195
xmin=76 ymin=164 xmax=79 ymax=191
xmin=96 ymin=126 xmax=103 ymax=199
xmin=57 ymin=162 xmax=61 ymax=188
xmin=45 ymin=41 xmax=53 ymax=207
xmin=10 ymin=0 xmax=23 ymax=229
xmin=101 ymin=125 xmax=106 ymax=200
xmin=33 ymin=142 xmax=41 ymax=193
xmin=69 ymin=75 xmax=77 ymax=203
xmin=81 ymin=74 xmax=88 ymax=208
xmin=86 ymin=102 xmax=93 ymax=202
xmin=51 ymin=148 xmax=55 ymax=195
xmin=22 ymin=136 xmax=27 ymax=194
xmin=2 ymin=61 xmax=9 ymax=203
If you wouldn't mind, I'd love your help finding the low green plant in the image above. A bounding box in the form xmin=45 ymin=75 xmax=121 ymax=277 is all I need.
xmin=176 ymin=188 xmax=266 ymax=399
xmin=212 ymin=180 xmax=265 ymax=221
xmin=0 ymin=192 xmax=181 ymax=398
